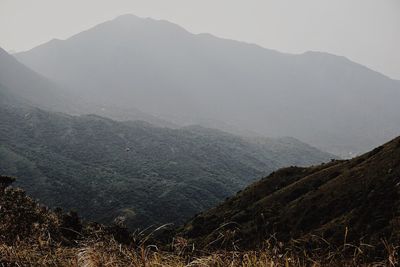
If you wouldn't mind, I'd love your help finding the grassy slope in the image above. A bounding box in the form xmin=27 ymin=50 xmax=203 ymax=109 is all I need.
xmin=182 ymin=136 xmax=400 ymax=251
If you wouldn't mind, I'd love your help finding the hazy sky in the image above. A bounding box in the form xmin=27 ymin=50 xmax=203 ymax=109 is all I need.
xmin=1 ymin=0 xmax=399 ymax=79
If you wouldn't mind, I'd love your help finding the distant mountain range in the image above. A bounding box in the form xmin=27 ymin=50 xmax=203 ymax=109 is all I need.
xmin=15 ymin=14 xmax=400 ymax=157
xmin=0 ymin=47 xmax=175 ymax=128
xmin=181 ymin=135 xmax=400 ymax=250
xmin=2 ymin=13 xmax=399 ymax=230
xmin=0 ymin=47 xmax=73 ymax=112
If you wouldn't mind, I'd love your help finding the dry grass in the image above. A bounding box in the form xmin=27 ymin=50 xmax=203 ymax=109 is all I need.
xmin=1 ymin=183 xmax=399 ymax=266
xmin=1 ymin=236 xmax=398 ymax=267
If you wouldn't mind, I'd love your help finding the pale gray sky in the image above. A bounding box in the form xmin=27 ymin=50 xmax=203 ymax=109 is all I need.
xmin=0 ymin=0 xmax=399 ymax=79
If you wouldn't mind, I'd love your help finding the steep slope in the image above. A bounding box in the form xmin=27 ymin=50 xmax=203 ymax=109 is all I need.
xmin=0 ymin=104 xmax=332 ymax=228
xmin=15 ymin=14 xmax=400 ymax=157
xmin=181 ymin=136 xmax=400 ymax=250
xmin=0 ymin=47 xmax=74 ymax=112
xmin=0 ymin=47 xmax=175 ymax=128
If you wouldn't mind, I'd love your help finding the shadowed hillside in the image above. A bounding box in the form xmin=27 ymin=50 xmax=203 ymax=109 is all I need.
xmin=0 ymin=101 xmax=333 ymax=229
xmin=1 ymin=134 xmax=399 ymax=267
xmin=182 ymin=136 xmax=400 ymax=254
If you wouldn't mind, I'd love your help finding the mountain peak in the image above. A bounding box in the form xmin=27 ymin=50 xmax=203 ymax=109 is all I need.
xmin=14 ymin=17 xmax=400 ymax=157
xmin=109 ymin=13 xmax=154 ymax=25
xmin=114 ymin=13 xmax=140 ymax=20
xmin=106 ymin=13 xmax=189 ymax=32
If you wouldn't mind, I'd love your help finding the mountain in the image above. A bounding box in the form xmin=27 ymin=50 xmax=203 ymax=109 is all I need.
xmin=0 ymin=47 xmax=175 ymax=128
xmin=0 ymin=47 xmax=75 ymax=112
xmin=15 ymin=14 xmax=400 ymax=157
xmin=0 ymin=102 xmax=332 ymax=228
xmin=181 ymin=136 xmax=400 ymax=251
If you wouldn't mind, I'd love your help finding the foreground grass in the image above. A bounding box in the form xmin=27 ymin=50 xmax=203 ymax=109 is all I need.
xmin=1 ymin=237 xmax=398 ymax=266
xmin=1 ymin=181 xmax=398 ymax=266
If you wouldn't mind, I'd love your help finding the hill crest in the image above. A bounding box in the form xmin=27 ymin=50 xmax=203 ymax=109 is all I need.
xmin=181 ymin=136 xmax=400 ymax=249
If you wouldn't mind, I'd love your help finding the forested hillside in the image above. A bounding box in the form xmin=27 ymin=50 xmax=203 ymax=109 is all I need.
xmin=0 ymin=102 xmax=332 ymax=228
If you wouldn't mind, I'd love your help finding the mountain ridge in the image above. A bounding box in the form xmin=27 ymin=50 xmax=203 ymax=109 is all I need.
xmin=15 ymin=14 xmax=400 ymax=157
xmin=0 ymin=46 xmax=178 ymax=127
xmin=181 ymin=135 xmax=400 ymax=250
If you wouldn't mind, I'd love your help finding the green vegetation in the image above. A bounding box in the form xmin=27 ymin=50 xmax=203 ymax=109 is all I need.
xmin=181 ymin=136 xmax=400 ymax=260
xmin=0 ymin=103 xmax=332 ymax=228
xmin=1 ymin=151 xmax=398 ymax=267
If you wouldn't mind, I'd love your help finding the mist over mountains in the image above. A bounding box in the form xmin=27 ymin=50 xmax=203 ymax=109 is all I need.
xmin=0 ymin=46 xmax=176 ymax=128
xmin=0 ymin=45 xmax=333 ymax=227
xmin=15 ymin=14 xmax=400 ymax=157
xmin=0 ymin=47 xmax=73 ymax=112
xmin=2 ymin=13 xmax=399 ymax=228
xmin=2 ymin=9 xmax=400 ymax=265
xmin=0 ymin=96 xmax=332 ymax=227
